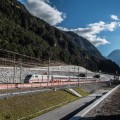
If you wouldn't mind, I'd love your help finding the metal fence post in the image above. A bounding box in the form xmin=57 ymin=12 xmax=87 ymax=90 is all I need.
xmin=47 ymin=56 xmax=50 ymax=87
xmin=78 ymin=66 xmax=80 ymax=86
xmin=19 ymin=59 xmax=22 ymax=94
xmin=20 ymin=59 xmax=22 ymax=84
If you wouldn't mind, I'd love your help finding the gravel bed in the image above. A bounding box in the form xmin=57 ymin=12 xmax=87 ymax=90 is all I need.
xmin=83 ymin=85 xmax=120 ymax=120
xmin=79 ymin=82 xmax=112 ymax=93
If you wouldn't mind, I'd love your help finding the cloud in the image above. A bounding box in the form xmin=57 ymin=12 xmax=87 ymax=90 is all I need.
xmin=105 ymin=22 xmax=119 ymax=31
xmin=24 ymin=0 xmax=66 ymax=25
xmin=57 ymin=20 xmax=120 ymax=46
xmin=16 ymin=2 xmax=120 ymax=47
xmin=111 ymin=15 xmax=119 ymax=21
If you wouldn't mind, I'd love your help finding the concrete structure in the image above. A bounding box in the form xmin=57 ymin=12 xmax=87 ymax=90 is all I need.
xmin=0 ymin=65 xmax=115 ymax=83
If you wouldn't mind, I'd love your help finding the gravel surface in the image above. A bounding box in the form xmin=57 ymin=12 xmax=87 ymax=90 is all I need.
xmin=79 ymin=82 xmax=112 ymax=93
xmin=83 ymin=85 xmax=120 ymax=120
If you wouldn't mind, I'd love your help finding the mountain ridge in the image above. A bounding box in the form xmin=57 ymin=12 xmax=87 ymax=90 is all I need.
xmin=66 ymin=31 xmax=103 ymax=57
xmin=107 ymin=49 xmax=120 ymax=67
xmin=0 ymin=0 xmax=120 ymax=73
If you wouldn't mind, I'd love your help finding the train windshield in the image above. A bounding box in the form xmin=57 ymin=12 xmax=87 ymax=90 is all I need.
xmin=25 ymin=75 xmax=32 ymax=80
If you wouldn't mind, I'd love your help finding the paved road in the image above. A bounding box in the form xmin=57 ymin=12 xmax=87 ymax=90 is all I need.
xmin=32 ymin=89 xmax=109 ymax=120
xmin=69 ymin=86 xmax=119 ymax=120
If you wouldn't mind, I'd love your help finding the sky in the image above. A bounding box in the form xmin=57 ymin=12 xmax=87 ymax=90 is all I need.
xmin=18 ymin=0 xmax=120 ymax=57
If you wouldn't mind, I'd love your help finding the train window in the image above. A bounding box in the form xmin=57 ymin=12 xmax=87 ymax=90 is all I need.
xmin=35 ymin=75 xmax=38 ymax=78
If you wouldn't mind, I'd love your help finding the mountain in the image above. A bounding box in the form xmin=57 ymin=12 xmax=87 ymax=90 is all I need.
xmin=66 ymin=31 xmax=103 ymax=57
xmin=0 ymin=0 xmax=120 ymax=73
xmin=107 ymin=49 xmax=120 ymax=67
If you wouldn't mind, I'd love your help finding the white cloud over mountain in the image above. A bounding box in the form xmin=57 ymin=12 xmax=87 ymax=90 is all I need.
xmin=57 ymin=20 xmax=120 ymax=46
xmin=18 ymin=1 xmax=120 ymax=47
xmin=24 ymin=0 xmax=66 ymax=25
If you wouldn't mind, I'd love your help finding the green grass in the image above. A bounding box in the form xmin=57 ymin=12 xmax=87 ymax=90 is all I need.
xmin=0 ymin=87 xmax=89 ymax=120
xmin=0 ymin=90 xmax=78 ymax=120
xmin=74 ymin=87 xmax=89 ymax=97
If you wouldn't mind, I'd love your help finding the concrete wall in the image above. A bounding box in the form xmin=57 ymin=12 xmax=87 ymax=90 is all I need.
xmin=0 ymin=66 xmax=116 ymax=83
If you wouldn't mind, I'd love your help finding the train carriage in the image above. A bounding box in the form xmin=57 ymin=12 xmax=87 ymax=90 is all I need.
xmin=24 ymin=74 xmax=88 ymax=83
xmin=24 ymin=74 xmax=52 ymax=83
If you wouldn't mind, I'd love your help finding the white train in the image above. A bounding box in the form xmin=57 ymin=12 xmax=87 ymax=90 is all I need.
xmin=24 ymin=74 xmax=81 ymax=83
xmin=24 ymin=74 xmax=50 ymax=83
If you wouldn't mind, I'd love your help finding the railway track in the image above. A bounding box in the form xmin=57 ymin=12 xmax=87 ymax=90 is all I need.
xmin=0 ymin=80 xmax=107 ymax=90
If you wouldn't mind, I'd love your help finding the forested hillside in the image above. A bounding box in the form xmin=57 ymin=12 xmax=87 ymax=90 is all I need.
xmin=0 ymin=0 xmax=120 ymax=73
